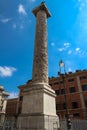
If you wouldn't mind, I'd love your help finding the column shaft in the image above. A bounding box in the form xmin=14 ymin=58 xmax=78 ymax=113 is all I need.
xmin=32 ymin=10 xmax=48 ymax=84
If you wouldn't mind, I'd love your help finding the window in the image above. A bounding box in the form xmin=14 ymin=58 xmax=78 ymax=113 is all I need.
xmin=73 ymin=113 xmax=80 ymax=118
xmin=60 ymin=81 xmax=63 ymax=84
xmin=19 ymin=96 xmax=23 ymax=101
xmin=56 ymin=104 xmax=61 ymax=110
xmin=70 ymin=87 xmax=76 ymax=93
xmin=80 ymin=75 xmax=87 ymax=80
xmin=82 ymin=84 xmax=87 ymax=91
xmin=72 ymin=101 xmax=78 ymax=109
xmin=54 ymin=82 xmax=59 ymax=85
xmin=55 ymin=90 xmax=60 ymax=95
xmin=61 ymin=88 xmax=65 ymax=94
xmin=68 ymin=78 xmax=74 ymax=82
xmin=63 ymin=102 xmax=66 ymax=109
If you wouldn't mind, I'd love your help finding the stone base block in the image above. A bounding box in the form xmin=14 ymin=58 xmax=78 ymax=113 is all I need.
xmin=17 ymin=114 xmax=59 ymax=130
xmin=22 ymin=83 xmax=57 ymax=116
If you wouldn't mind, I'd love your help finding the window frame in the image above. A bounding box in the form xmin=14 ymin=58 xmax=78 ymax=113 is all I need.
xmin=56 ymin=103 xmax=61 ymax=110
xmin=68 ymin=78 xmax=74 ymax=82
xmin=69 ymin=86 xmax=76 ymax=93
xmin=55 ymin=90 xmax=60 ymax=95
xmin=82 ymin=84 xmax=87 ymax=91
xmin=72 ymin=101 xmax=78 ymax=109
xmin=80 ymin=75 xmax=87 ymax=80
xmin=61 ymin=88 xmax=65 ymax=94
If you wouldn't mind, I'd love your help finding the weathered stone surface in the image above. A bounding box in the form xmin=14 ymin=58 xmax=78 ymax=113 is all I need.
xmin=32 ymin=10 xmax=49 ymax=84
xmin=17 ymin=114 xmax=59 ymax=130
xmin=22 ymin=83 xmax=56 ymax=115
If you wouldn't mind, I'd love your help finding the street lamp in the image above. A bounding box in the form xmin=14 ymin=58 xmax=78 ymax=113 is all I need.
xmin=58 ymin=60 xmax=72 ymax=130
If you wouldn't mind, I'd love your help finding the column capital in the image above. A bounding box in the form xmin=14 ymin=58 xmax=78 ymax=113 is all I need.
xmin=32 ymin=3 xmax=51 ymax=18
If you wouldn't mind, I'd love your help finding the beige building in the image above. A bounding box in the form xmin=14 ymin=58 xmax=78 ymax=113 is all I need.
xmin=0 ymin=86 xmax=9 ymax=123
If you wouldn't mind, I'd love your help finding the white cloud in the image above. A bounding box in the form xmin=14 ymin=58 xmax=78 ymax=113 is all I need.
xmin=0 ymin=66 xmax=17 ymax=77
xmin=68 ymin=68 xmax=72 ymax=72
xmin=65 ymin=60 xmax=75 ymax=73
xmin=79 ymin=50 xmax=87 ymax=57
xmin=0 ymin=18 xmax=11 ymax=23
xmin=18 ymin=4 xmax=27 ymax=15
xmin=13 ymin=23 xmax=17 ymax=29
xmin=8 ymin=92 xmax=18 ymax=99
xmin=58 ymin=47 xmax=65 ymax=52
xmin=58 ymin=42 xmax=70 ymax=52
xmin=64 ymin=42 xmax=70 ymax=47
xmin=51 ymin=42 xmax=55 ymax=46
xmin=78 ymin=0 xmax=87 ymax=11
xmin=76 ymin=47 xmax=80 ymax=51
xmin=68 ymin=50 xmax=72 ymax=55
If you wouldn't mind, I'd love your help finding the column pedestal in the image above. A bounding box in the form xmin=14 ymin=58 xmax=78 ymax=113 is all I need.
xmin=17 ymin=83 xmax=59 ymax=130
xmin=17 ymin=114 xmax=59 ymax=130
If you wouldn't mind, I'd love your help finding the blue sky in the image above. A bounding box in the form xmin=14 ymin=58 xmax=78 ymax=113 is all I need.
xmin=0 ymin=0 xmax=87 ymax=98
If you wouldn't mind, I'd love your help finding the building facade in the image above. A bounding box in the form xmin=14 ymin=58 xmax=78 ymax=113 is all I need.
xmin=6 ymin=70 xmax=87 ymax=120
xmin=6 ymin=98 xmax=18 ymax=120
xmin=49 ymin=70 xmax=87 ymax=120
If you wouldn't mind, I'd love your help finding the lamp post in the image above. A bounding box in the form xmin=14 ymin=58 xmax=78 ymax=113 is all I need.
xmin=58 ymin=60 xmax=72 ymax=130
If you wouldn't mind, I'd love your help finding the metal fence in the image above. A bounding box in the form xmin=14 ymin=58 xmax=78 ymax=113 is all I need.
xmin=60 ymin=119 xmax=87 ymax=130
xmin=0 ymin=120 xmax=16 ymax=130
xmin=0 ymin=119 xmax=87 ymax=130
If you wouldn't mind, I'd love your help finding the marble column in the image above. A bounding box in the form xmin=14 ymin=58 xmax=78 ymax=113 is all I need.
xmin=32 ymin=2 xmax=51 ymax=84
xmin=17 ymin=3 xmax=59 ymax=130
